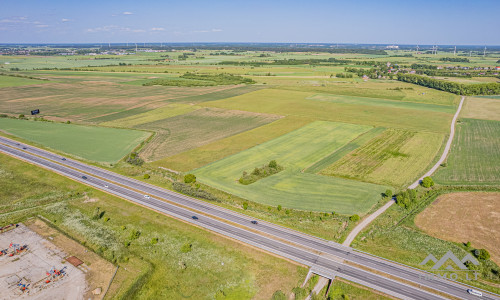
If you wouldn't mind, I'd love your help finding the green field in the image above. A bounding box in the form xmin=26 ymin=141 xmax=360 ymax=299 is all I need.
xmin=308 ymin=93 xmax=456 ymax=113
xmin=0 ymin=118 xmax=149 ymax=163
xmin=134 ymin=107 xmax=280 ymax=161
xmin=0 ymin=75 xmax=47 ymax=88
xmin=305 ymin=127 xmax=386 ymax=174
xmin=193 ymin=121 xmax=388 ymax=213
xmin=435 ymin=118 xmax=500 ymax=185
xmin=203 ymin=88 xmax=454 ymax=133
xmin=155 ymin=116 xmax=313 ymax=171
xmin=321 ymin=129 xmax=444 ymax=187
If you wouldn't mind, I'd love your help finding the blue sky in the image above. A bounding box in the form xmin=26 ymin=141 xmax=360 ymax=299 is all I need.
xmin=1 ymin=0 xmax=499 ymax=45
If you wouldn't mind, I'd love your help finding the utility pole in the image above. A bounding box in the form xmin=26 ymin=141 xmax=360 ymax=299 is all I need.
xmin=454 ymin=46 xmax=456 ymax=56
xmin=484 ymin=46 xmax=487 ymax=57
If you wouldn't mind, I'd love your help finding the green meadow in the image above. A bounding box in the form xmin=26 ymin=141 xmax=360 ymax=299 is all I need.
xmin=0 ymin=118 xmax=149 ymax=163
xmin=193 ymin=121 xmax=388 ymax=213
xmin=435 ymin=118 xmax=500 ymax=185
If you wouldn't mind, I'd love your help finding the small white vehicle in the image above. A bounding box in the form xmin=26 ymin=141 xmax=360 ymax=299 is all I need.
xmin=144 ymin=195 xmax=150 ymax=199
xmin=104 ymin=185 xmax=109 ymax=188
xmin=467 ymin=289 xmax=483 ymax=297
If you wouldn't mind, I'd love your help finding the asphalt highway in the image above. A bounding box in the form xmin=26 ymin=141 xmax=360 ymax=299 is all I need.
xmin=0 ymin=136 xmax=498 ymax=300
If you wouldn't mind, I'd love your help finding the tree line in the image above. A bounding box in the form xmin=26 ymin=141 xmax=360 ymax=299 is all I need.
xmin=397 ymin=74 xmax=500 ymax=95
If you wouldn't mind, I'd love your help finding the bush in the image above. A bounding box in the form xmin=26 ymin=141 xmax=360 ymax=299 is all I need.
xmin=242 ymin=202 xmax=248 ymax=210
xmin=151 ymin=237 xmax=158 ymax=245
xmin=18 ymin=114 xmax=25 ymax=119
xmin=126 ymin=152 xmax=143 ymax=166
xmin=385 ymin=189 xmax=393 ymax=198
xmin=239 ymin=161 xmax=283 ymax=185
xmin=172 ymin=182 xmax=219 ymax=202
xmin=268 ymin=160 xmax=277 ymax=169
xmin=181 ymin=242 xmax=192 ymax=253
xmin=184 ymin=174 xmax=196 ymax=183
xmin=271 ymin=290 xmax=286 ymax=300
xmin=474 ymin=249 xmax=490 ymax=261
xmin=292 ymin=287 xmax=307 ymax=300
xmin=349 ymin=214 xmax=360 ymax=222
xmin=143 ymin=174 xmax=150 ymax=179
xmin=129 ymin=230 xmax=141 ymax=240
xmin=277 ymin=205 xmax=282 ymax=211
xmin=421 ymin=176 xmax=434 ymax=188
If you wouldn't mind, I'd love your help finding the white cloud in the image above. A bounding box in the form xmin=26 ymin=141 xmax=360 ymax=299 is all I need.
xmin=61 ymin=18 xmax=70 ymax=22
xmin=151 ymin=27 xmax=165 ymax=31
xmin=36 ymin=24 xmax=49 ymax=28
xmin=192 ymin=28 xmax=223 ymax=33
xmin=123 ymin=12 xmax=133 ymax=15
xmin=86 ymin=25 xmax=147 ymax=34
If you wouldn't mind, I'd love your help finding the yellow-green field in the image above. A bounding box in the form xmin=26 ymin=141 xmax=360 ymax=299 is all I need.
xmin=462 ymin=97 xmax=500 ymax=121
xmin=320 ymin=129 xmax=444 ymax=187
xmin=202 ymin=88 xmax=454 ymax=133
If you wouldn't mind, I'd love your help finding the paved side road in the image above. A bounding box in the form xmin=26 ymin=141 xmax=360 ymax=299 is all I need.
xmin=343 ymin=96 xmax=465 ymax=247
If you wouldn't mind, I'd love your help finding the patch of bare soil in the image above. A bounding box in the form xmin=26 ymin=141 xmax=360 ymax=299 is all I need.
xmin=25 ymin=218 xmax=116 ymax=300
xmin=415 ymin=192 xmax=500 ymax=264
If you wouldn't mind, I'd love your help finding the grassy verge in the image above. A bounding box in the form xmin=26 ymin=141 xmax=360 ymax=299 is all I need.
xmin=353 ymin=186 xmax=500 ymax=294
xmin=0 ymin=152 xmax=307 ymax=299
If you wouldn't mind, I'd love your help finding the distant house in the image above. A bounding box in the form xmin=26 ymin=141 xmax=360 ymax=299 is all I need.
xmin=496 ymin=66 xmax=500 ymax=70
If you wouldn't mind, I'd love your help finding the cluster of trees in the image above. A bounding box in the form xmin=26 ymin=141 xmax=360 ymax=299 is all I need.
xmin=439 ymin=57 xmax=470 ymax=63
xmin=397 ymin=74 xmax=500 ymax=95
xmin=335 ymin=72 xmax=354 ymax=78
xmin=239 ymin=160 xmax=283 ymax=185
xmin=396 ymin=189 xmax=418 ymax=209
xmin=143 ymin=72 xmax=255 ymax=87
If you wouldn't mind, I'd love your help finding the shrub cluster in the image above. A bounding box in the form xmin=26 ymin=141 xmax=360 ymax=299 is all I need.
xmin=126 ymin=152 xmax=143 ymax=166
xmin=396 ymin=189 xmax=418 ymax=209
xmin=238 ymin=160 xmax=283 ymax=185
xmin=172 ymin=182 xmax=220 ymax=202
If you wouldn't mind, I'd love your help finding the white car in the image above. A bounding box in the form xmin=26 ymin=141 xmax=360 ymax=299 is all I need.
xmin=104 ymin=185 xmax=109 ymax=188
xmin=144 ymin=195 xmax=150 ymax=199
xmin=467 ymin=289 xmax=483 ymax=297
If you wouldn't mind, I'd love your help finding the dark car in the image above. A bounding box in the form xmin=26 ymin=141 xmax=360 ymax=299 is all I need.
xmin=16 ymin=143 xmax=20 ymax=146
xmin=82 ymin=176 xmax=88 ymax=180
xmin=251 ymin=220 xmax=258 ymax=225
xmin=22 ymin=147 xmax=27 ymax=150
xmin=62 ymin=158 xmax=66 ymax=161
xmin=192 ymin=216 xmax=198 ymax=220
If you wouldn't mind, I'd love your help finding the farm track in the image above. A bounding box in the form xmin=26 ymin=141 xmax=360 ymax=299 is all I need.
xmin=343 ymin=96 xmax=465 ymax=247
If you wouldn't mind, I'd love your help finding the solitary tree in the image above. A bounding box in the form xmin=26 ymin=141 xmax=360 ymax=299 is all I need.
xmin=421 ymin=176 xmax=434 ymax=188
xmin=184 ymin=174 xmax=196 ymax=184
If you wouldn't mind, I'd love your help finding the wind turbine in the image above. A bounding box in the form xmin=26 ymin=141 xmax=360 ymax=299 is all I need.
xmin=483 ymin=46 xmax=487 ymax=56
xmin=454 ymin=46 xmax=456 ymax=56
xmin=135 ymin=43 xmax=138 ymax=52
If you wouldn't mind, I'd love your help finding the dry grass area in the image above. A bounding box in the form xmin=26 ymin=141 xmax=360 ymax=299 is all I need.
xmin=137 ymin=107 xmax=280 ymax=161
xmin=415 ymin=192 xmax=500 ymax=264
xmin=0 ymin=81 xmax=236 ymax=122
xmin=25 ymin=218 xmax=116 ymax=300
xmin=462 ymin=97 xmax=500 ymax=121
